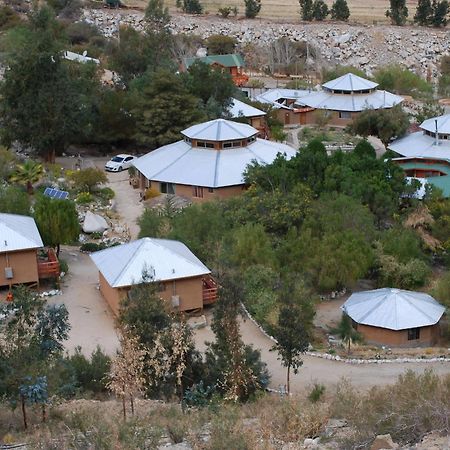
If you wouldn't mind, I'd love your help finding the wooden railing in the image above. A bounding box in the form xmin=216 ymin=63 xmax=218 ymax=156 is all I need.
xmin=202 ymin=275 xmax=218 ymax=305
xmin=37 ymin=248 xmax=60 ymax=279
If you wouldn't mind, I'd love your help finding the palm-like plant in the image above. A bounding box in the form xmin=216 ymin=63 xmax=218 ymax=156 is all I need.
xmin=10 ymin=160 xmax=44 ymax=194
xmin=333 ymin=313 xmax=363 ymax=355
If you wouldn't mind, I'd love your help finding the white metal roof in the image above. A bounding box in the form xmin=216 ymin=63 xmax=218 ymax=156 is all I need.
xmin=132 ymin=138 xmax=296 ymax=188
xmin=255 ymin=88 xmax=311 ymax=109
xmin=389 ymin=131 xmax=450 ymax=160
xmin=341 ymin=288 xmax=445 ymax=331
xmin=63 ymin=50 xmax=100 ymax=65
xmin=421 ymin=113 xmax=450 ymax=134
xmin=228 ymin=98 xmax=266 ymax=118
xmin=182 ymin=118 xmax=257 ymax=141
xmin=295 ymin=89 xmax=403 ymax=112
xmin=90 ymin=237 xmax=211 ymax=288
xmin=322 ymin=73 xmax=378 ymax=92
xmin=0 ymin=213 xmax=43 ymax=253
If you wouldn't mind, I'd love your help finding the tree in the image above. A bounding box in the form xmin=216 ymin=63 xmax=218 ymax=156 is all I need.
xmin=182 ymin=61 xmax=236 ymax=118
xmin=244 ymin=0 xmax=261 ymax=18
xmin=19 ymin=376 xmax=49 ymax=429
xmin=34 ymin=195 xmax=80 ymax=255
xmin=312 ymin=0 xmax=329 ymax=20
xmin=414 ymin=102 xmax=445 ymax=125
xmin=133 ymin=70 xmax=205 ymax=149
xmin=145 ymin=0 xmax=170 ymax=31
xmin=431 ymin=0 xmax=449 ymax=26
xmin=299 ymin=0 xmax=314 ymax=20
xmin=205 ymin=34 xmax=237 ymax=55
xmin=204 ymin=274 xmax=268 ymax=401
xmin=68 ymin=167 xmax=108 ymax=193
xmin=333 ymin=313 xmax=362 ymax=355
xmin=0 ymin=7 xmax=97 ymax=162
xmin=108 ymin=331 xmax=146 ymax=419
xmin=0 ymin=185 xmax=30 ymax=215
xmin=386 ymin=0 xmax=408 ymax=25
xmin=271 ymin=283 xmax=311 ymax=394
xmin=349 ymin=105 xmax=410 ymax=147
xmin=9 ymin=160 xmax=44 ymax=194
xmin=0 ymin=286 xmax=70 ymax=414
xmin=414 ymin=0 xmax=433 ymax=24
xmin=331 ymin=0 xmax=350 ymax=20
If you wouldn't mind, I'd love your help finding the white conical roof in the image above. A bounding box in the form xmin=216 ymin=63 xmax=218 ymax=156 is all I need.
xmin=322 ymin=73 xmax=378 ymax=92
xmin=90 ymin=237 xmax=210 ymax=288
xmin=421 ymin=113 xmax=450 ymax=134
xmin=182 ymin=118 xmax=257 ymax=141
xmin=0 ymin=213 xmax=43 ymax=252
xmin=341 ymin=288 xmax=445 ymax=331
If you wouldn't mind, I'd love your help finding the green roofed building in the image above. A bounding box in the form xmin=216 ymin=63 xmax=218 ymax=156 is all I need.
xmin=183 ymin=54 xmax=248 ymax=86
xmin=393 ymin=157 xmax=450 ymax=197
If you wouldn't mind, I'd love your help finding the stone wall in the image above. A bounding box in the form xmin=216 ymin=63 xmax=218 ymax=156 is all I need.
xmin=82 ymin=9 xmax=450 ymax=80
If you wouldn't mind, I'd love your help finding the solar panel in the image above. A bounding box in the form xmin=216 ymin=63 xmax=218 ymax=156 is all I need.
xmin=43 ymin=187 xmax=69 ymax=200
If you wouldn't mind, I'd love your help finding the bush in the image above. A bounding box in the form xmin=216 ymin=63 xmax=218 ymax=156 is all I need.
xmin=206 ymin=34 xmax=237 ymax=54
xmin=308 ymin=382 xmax=326 ymax=403
xmin=80 ymin=242 xmax=106 ymax=253
xmin=59 ymin=258 xmax=69 ymax=275
xmin=218 ymin=6 xmax=232 ymax=17
xmin=0 ymin=185 xmax=30 ymax=215
xmin=244 ymin=0 xmax=261 ymax=18
xmin=75 ymin=192 xmax=94 ymax=204
xmin=0 ymin=6 xmax=21 ymax=30
xmin=69 ymin=168 xmax=108 ymax=193
xmin=97 ymin=187 xmax=115 ymax=200
xmin=66 ymin=21 xmax=100 ymax=45
xmin=182 ymin=0 xmax=202 ymax=14
xmin=64 ymin=346 xmax=111 ymax=394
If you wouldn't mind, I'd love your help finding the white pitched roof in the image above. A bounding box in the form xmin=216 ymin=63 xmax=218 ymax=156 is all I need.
xmin=90 ymin=238 xmax=210 ymax=288
xmin=133 ymin=138 xmax=296 ymax=188
xmin=256 ymin=88 xmax=311 ymax=108
xmin=322 ymin=73 xmax=378 ymax=92
xmin=0 ymin=213 xmax=43 ymax=253
xmin=295 ymin=89 xmax=403 ymax=112
xmin=63 ymin=50 xmax=100 ymax=65
xmin=182 ymin=118 xmax=257 ymax=141
xmin=421 ymin=113 xmax=450 ymax=134
xmin=342 ymin=288 xmax=445 ymax=331
xmin=389 ymin=131 xmax=450 ymax=160
xmin=229 ymin=98 xmax=266 ymax=118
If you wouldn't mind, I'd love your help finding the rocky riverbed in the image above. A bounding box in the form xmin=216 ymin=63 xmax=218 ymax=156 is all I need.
xmin=83 ymin=9 xmax=450 ymax=80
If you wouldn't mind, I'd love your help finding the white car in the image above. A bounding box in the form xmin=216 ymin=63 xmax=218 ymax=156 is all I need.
xmin=104 ymin=154 xmax=136 ymax=172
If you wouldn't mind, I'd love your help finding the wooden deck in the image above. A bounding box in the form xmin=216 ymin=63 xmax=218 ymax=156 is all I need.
xmin=37 ymin=248 xmax=60 ymax=280
xmin=202 ymin=275 xmax=218 ymax=305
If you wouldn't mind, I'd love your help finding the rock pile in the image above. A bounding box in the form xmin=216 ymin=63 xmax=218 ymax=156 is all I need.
xmin=82 ymin=9 xmax=450 ymax=79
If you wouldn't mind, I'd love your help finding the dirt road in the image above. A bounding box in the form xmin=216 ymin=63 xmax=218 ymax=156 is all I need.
xmin=194 ymin=314 xmax=450 ymax=391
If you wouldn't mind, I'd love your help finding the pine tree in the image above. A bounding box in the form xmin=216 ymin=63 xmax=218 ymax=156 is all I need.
xmin=312 ymin=0 xmax=329 ymax=20
xmin=299 ymin=0 xmax=314 ymax=20
xmin=431 ymin=0 xmax=449 ymax=27
xmin=244 ymin=0 xmax=261 ymax=18
xmin=331 ymin=0 xmax=350 ymax=21
xmin=386 ymin=0 xmax=408 ymax=25
xmin=333 ymin=313 xmax=363 ymax=355
xmin=414 ymin=0 xmax=432 ymax=24
xmin=145 ymin=0 xmax=170 ymax=31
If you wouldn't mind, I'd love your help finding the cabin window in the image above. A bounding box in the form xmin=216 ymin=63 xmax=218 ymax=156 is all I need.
xmin=407 ymin=328 xmax=420 ymax=340
xmin=193 ymin=186 xmax=204 ymax=198
xmin=339 ymin=111 xmax=351 ymax=119
xmin=208 ymin=188 xmax=214 ymax=193
xmin=184 ymin=137 xmax=192 ymax=144
xmin=197 ymin=141 xmax=214 ymax=148
xmin=223 ymin=141 xmax=242 ymax=148
xmin=247 ymin=136 xmax=256 ymax=144
xmin=160 ymin=182 xmax=175 ymax=194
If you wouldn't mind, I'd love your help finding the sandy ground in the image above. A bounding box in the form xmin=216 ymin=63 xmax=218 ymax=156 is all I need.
xmin=47 ymin=247 xmax=120 ymax=356
xmin=52 ymin=156 xmax=450 ymax=390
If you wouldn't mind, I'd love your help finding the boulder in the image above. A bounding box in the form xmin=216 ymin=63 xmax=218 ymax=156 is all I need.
xmin=370 ymin=434 xmax=399 ymax=450
xmin=82 ymin=211 xmax=109 ymax=234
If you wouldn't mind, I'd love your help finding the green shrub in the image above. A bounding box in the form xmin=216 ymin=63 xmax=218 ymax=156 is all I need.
xmin=69 ymin=168 xmax=108 ymax=193
xmin=308 ymin=382 xmax=326 ymax=403
xmin=75 ymin=191 xmax=94 ymax=204
xmin=64 ymin=346 xmax=111 ymax=394
xmin=66 ymin=21 xmax=100 ymax=45
xmin=0 ymin=6 xmax=21 ymax=30
xmin=80 ymin=242 xmax=106 ymax=253
xmin=59 ymin=258 xmax=69 ymax=275
xmin=97 ymin=187 xmax=115 ymax=200
xmin=182 ymin=0 xmax=203 ymax=14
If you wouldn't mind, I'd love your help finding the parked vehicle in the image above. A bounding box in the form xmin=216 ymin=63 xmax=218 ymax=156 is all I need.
xmin=104 ymin=154 xmax=136 ymax=172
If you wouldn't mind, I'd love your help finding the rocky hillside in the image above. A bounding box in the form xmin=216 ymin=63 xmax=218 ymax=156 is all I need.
xmin=83 ymin=10 xmax=449 ymax=81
